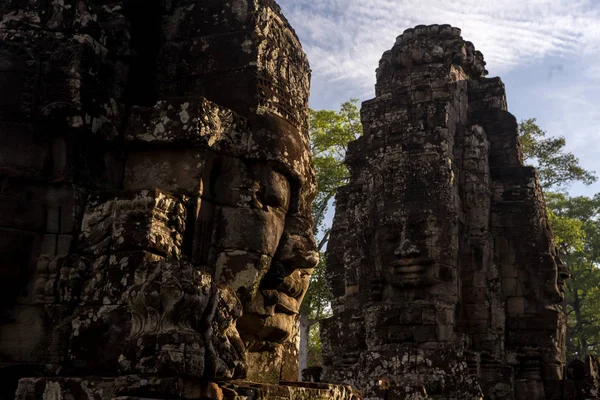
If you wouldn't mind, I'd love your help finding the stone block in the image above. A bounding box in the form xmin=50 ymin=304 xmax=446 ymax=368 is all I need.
xmin=78 ymin=190 xmax=187 ymax=258
xmin=15 ymin=377 xmax=117 ymax=400
xmin=0 ymin=30 xmax=123 ymax=137
xmin=123 ymin=149 xmax=207 ymax=196
xmin=0 ymin=122 xmax=49 ymax=179
xmin=158 ymin=31 xmax=256 ymax=81
xmin=112 ymin=375 xmax=214 ymax=399
xmin=57 ymin=235 xmax=73 ymax=256
xmin=50 ymin=135 xmax=73 ymax=182
xmin=78 ymin=252 xmax=164 ymax=306
xmin=0 ymin=38 xmax=39 ymax=122
xmin=40 ymin=234 xmax=57 ymax=256
xmin=117 ymin=262 xmax=215 ymax=377
xmin=463 ymin=304 xmax=489 ymax=321
xmin=506 ymin=297 xmax=525 ymax=315
xmin=75 ymin=145 xmax=125 ymax=191
xmin=0 ymin=180 xmax=46 ymax=232
xmin=214 ymin=206 xmax=285 ymax=257
xmin=462 ymin=286 xmax=486 ymax=303
xmin=207 ymin=156 xmax=271 ymax=209
xmin=214 ymin=250 xmax=270 ymax=300
xmin=125 ymin=98 xmax=247 ymax=147
xmin=472 ymin=271 xmax=487 ymax=288
xmin=462 ymin=319 xmax=489 ymax=334
xmin=0 ymin=228 xmax=40 ymax=303
xmin=388 ymin=325 xmax=414 ymax=343
xmin=413 ymin=325 xmax=437 ymax=342
xmin=502 ymin=277 xmax=519 ymax=297
xmin=437 ymin=324 xmax=455 ymax=341
xmin=45 ymin=184 xmax=77 ymax=234
xmin=245 ymin=346 xmax=285 ymax=384
xmin=0 ymin=304 xmax=70 ymax=364
xmin=32 ymin=256 xmax=63 ymax=305
xmin=499 ymin=261 xmax=518 ymax=279
xmin=162 ymin=0 xmax=254 ymax=40
xmin=159 ymin=69 xmax=310 ymax=138
xmin=67 ymin=305 xmax=132 ymax=375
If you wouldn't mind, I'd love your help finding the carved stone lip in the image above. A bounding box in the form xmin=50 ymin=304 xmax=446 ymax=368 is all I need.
xmin=262 ymin=289 xmax=299 ymax=315
xmin=391 ymin=257 xmax=433 ymax=272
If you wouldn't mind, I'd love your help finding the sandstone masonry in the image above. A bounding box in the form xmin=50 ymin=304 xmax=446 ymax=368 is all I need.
xmin=320 ymin=24 xmax=588 ymax=400
xmin=0 ymin=0 xmax=358 ymax=399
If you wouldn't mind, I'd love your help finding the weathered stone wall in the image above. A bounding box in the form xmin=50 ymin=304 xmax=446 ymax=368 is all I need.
xmin=0 ymin=1 xmax=355 ymax=399
xmin=321 ymin=24 xmax=569 ymax=400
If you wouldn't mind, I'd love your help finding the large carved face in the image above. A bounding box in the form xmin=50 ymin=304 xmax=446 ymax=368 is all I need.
xmin=209 ymin=155 xmax=317 ymax=349
xmin=365 ymin=151 xmax=458 ymax=294
xmin=372 ymin=210 xmax=453 ymax=289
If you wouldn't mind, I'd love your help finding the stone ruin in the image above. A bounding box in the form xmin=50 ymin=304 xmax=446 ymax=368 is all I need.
xmin=0 ymin=0 xmax=598 ymax=398
xmin=0 ymin=0 xmax=359 ymax=398
xmin=320 ymin=24 xmax=583 ymax=400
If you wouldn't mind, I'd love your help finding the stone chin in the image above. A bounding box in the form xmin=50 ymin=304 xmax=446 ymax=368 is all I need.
xmin=236 ymin=278 xmax=308 ymax=350
xmin=237 ymin=308 xmax=297 ymax=351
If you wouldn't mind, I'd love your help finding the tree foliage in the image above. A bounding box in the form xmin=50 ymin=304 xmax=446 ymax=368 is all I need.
xmin=546 ymin=193 xmax=600 ymax=359
xmin=310 ymin=99 xmax=362 ymax=242
xmin=299 ymin=99 xmax=362 ymax=372
xmin=301 ymin=256 xmax=331 ymax=367
xmin=520 ymin=119 xmax=600 ymax=360
xmin=300 ymin=255 xmax=331 ymax=319
xmin=519 ymin=118 xmax=596 ymax=190
xmin=306 ymin=98 xmax=362 ymax=311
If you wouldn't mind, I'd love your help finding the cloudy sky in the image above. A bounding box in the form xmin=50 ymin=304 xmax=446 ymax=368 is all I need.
xmin=279 ymin=0 xmax=600 ymax=198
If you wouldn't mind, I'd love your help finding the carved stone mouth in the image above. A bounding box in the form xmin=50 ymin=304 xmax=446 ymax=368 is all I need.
xmin=262 ymin=289 xmax=300 ymax=315
xmin=391 ymin=257 xmax=433 ymax=274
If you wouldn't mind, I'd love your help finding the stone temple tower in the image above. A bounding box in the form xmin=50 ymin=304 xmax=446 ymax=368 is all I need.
xmin=0 ymin=0 xmax=361 ymax=399
xmin=321 ymin=24 xmax=569 ymax=400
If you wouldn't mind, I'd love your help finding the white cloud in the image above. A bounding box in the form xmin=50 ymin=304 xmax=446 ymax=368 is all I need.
xmin=279 ymin=0 xmax=600 ymax=93
xmin=278 ymin=0 xmax=600 ymax=197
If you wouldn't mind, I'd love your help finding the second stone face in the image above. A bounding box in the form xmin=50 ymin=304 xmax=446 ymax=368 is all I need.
xmin=322 ymin=24 xmax=567 ymax=400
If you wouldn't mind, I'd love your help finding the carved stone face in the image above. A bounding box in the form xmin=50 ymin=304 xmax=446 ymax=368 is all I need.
xmin=556 ymin=256 xmax=570 ymax=302
xmin=210 ymin=156 xmax=317 ymax=349
xmin=372 ymin=211 xmax=453 ymax=290
xmin=241 ymin=218 xmax=317 ymax=347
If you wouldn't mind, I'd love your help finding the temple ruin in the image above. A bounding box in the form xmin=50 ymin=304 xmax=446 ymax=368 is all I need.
xmin=0 ymin=0 xmax=598 ymax=398
xmin=321 ymin=24 xmax=597 ymax=400
xmin=0 ymin=0 xmax=358 ymax=398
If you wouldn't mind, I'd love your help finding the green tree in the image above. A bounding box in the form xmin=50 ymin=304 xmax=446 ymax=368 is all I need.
xmin=520 ymin=119 xmax=600 ymax=360
xmin=519 ymin=118 xmax=596 ymax=190
xmin=298 ymin=99 xmax=362 ymax=375
xmin=310 ymin=99 xmax=362 ymax=242
xmin=546 ymin=193 xmax=600 ymax=359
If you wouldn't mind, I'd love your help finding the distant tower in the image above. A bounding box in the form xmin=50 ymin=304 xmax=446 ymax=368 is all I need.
xmin=321 ymin=24 xmax=568 ymax=400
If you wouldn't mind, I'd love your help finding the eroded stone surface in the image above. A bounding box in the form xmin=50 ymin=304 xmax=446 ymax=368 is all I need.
xmin=14 ymin=377 xmax=360 ymax=400
xmin=321 ymin=24 xmax=575 ymax=400
xmin=0 ymin=0 xmax=330 ymax=398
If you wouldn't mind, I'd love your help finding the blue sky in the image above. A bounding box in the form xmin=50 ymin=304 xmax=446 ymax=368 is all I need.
xmin=279 ymin=0 xmax=600 ymax=199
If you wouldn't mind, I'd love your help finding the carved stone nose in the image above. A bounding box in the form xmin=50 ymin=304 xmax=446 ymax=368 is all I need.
xmin=395 ymin=238 xmax=421 ymax=257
